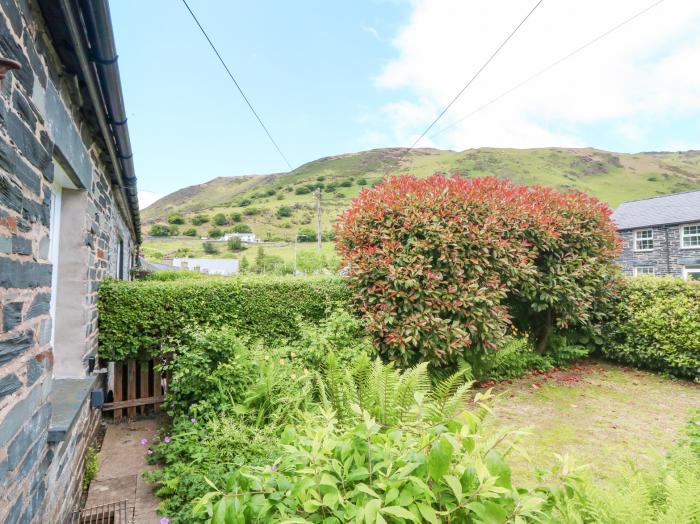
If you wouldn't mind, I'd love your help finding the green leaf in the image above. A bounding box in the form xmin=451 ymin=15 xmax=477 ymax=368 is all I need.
xmin=443 ymin=474 xmax=462 ymax=502
xmin=427 ymin=438 xmax=452 ymax=482
xmin=364 ymin=499 xmax=382 ymax=523
xmin=417 ymin=503 xmax=439 ymax=524
xmin=381 ymin=506 xmax=419 ymax=522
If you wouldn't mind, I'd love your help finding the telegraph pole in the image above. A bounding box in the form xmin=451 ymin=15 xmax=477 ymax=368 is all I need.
xmin=315 ymin=188 xmax=322 ymax=254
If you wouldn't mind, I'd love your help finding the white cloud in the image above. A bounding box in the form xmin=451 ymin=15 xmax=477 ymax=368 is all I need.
xmin=376 ymin=0 xmax=700 ymax=151
xmin=138 ymin=191 xmax=165 ymax=209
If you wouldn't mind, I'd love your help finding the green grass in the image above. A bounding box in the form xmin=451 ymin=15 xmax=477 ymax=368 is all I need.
xmin=485 ymin=360 xmax=700 ymax=484
xmin=141 ymin=147 xmax=700 ymax=260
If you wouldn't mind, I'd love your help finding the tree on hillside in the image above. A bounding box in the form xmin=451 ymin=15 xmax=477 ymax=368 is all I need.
xmin=202 ymin=241 xmax=218 ymax=254
xmin=192 ymin=214 xmax=210 ymax=225
xmin=213 ymin=213 xmax=228 ymax=226
xmin=149 ymin=224 xmax=171 ymax=237
xmin=297 ymin=227 xmax=317 ymax=242
xmin=183 ymin=228 xmax=197 ymax=237
xmin=167 ymin=213 xmax=185 ymax=225
xmin=208 ymin=228 xmax=223 ymax=238
xmin=230 ymin=212 xmax=242 ymax=223
xmin=276 ymin=206 xmax=292 ymax=218
xmin=227 ymin=237 xmax=243 ymax=251
xmin=232 ymin=223 xmax=252 ymax=233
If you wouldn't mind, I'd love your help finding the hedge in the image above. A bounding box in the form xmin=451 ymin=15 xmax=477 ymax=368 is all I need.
xmin=604 ymin=277 xmax=700 ymax=380
xmin=98 ymin=276 xmax=351 ymax=361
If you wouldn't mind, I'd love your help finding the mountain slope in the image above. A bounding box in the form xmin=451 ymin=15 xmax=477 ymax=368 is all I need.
xmin=141 ymin=147 xmax=700 ymax=252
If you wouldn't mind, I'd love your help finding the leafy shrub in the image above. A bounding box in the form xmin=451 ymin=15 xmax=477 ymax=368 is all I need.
xmin=604 ymin=277 xmax=700 ymax=380
xmin=336 ymin=175 xmax=619 ymax=368
xmin=243 ymin=207 xmax=260 ymax=216
xmin=82 ymin=447 xmax=98 ymax=491
xmin=138 ymin=270 xmax=215 ymax=282
xmin=227 ymin=237 xmax=243 ymax=251
xmin=149 ymin=224 xmax=172 ymax=237
xmin=182 ymin=228 xmax=197 ymax=237
xmin=357 ymin=177 xmax=368 ymax=185
xmin=202 ymin=241 xmax=218 ymax=254
xmin=230 ymin=212 xmax=242 ymax=223
xmin=481 ymin=337 xmax=589 ymax=380
xmin=287 ymin=309 xmax=373 ymax=370
xmin=212 ymin=213 xmax=228 ymax=226
xmin=276 ymin=206 xmax=292 ymax=218
xmin=297 ymin=227 xmax=317 ymax=242
xmin=194 ymin=402 xmax=549 ymax=523
xmin=192 ymin=214 xmax=210 ymax=225
xmin=167 ymin=213 xmax=185 ymax=225
xmin=207 ymin=228 xmax=223 ymax=239
xmin=98 ymin=276 xmax=351 ymax=360
xmin=231 ymin=223 xmax=252 ymax=233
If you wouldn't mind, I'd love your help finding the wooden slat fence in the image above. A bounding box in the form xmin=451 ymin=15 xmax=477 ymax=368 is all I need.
xmin=102 ymin=358 xmax=166 ymax=421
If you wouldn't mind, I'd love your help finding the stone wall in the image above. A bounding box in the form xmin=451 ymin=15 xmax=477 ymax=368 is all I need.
xmin=0 ymin=0 xmax=137 ymax=521
xmin=618 ymin=225 xmax=700 ymax=277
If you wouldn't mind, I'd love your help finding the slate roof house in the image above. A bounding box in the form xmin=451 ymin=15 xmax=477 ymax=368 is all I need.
xmin=0 ymin=0 xmax=140 ymax=521
xmin=611 ymin=189 xmax=700 ymax=280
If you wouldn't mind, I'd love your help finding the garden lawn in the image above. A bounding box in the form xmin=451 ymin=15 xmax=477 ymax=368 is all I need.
xmin=485 ymin=360 xmax=700 ymax=484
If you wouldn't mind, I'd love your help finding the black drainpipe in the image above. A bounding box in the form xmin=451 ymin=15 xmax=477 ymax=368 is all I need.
xmin=78 ymin=0 xmax=142 ymax=242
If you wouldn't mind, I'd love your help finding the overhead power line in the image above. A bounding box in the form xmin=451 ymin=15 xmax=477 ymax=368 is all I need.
xmin=430 ymin=0 xmax=665 ymax=139
xmin=181 ymin=0 xmax=293 ymax=170
xmin=404 ymin=0 xmax=545 ymax=153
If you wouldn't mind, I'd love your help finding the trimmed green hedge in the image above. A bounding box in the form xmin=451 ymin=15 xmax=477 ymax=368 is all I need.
xmin=98 ymin=276 xmax=351 ymax=361
xmin=604 ymin=277 xmax=700 ymax=380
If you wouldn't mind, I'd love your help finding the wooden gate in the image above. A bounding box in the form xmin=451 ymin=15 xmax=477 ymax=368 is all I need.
xmin=102 ymin=359 xmax=165 ymax=421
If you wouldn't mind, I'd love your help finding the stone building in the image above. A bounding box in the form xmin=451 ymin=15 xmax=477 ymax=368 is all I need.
xmin=612 ymin=189 xmax=700 ymax=280
xmin=0 ymin=0 xmax=140 ymax=521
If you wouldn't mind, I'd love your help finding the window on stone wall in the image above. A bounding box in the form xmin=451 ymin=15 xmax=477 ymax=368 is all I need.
xmin=634 ymin=266 xmax=655 ymax=276
xmin=634 ymin=229 xmax=653 ymax=251
xmin=684 ymin=266 xmax=700 ymax=281
xmin=681 ymin=224 xmax=700 ymax=249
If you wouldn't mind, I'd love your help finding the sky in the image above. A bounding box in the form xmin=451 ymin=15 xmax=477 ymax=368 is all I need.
xmin=108 ymin=1 xmax=700 ymax=207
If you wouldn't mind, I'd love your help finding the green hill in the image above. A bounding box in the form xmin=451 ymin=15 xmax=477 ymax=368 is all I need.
xmin=140 ymin=147 xmax=700 ymax=261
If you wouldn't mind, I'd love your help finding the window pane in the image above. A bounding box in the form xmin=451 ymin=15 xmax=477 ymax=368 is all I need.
xmin=634 ymin=229 xmax=653 ymax=250
xmin=682 ymin=225 xmax=700 ymax=248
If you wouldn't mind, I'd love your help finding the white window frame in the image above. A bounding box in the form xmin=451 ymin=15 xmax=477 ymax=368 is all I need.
xmin=633 ymin=266 xmax=655 ymax=277
xmin=680 ymin=223 xmax=700 ymax=249
xmin=683 ymin=266 xmax=700 ymax=281
xmin=633 ymin=229 xmax=654 ymax=251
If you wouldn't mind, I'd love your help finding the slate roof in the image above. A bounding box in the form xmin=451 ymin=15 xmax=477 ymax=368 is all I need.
xmin=611 ymin=189 xmax=700 ymax=230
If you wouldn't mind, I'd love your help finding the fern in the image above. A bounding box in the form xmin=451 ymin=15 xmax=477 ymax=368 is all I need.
xmin=319 ymin=354 xmax=477 ymax=429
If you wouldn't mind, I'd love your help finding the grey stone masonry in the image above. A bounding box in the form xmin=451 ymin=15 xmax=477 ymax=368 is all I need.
xmin=0 ymin=0 xmax=138 ymax=522
xmin=618 ymin=223 xmax=700 ymax=277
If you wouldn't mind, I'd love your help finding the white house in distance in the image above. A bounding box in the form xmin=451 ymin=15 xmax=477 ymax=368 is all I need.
xmin=171 ymin=258 xmax=239 ymax=275
xmin=222 ymin=232 xmax=257 ymax=243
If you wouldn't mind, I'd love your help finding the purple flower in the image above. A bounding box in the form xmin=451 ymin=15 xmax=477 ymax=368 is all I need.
xmin=270 ymin=465 xmax=278 ymax=472
xmin=140 ymin=438 xmax=148 ymax=445
xmin=147 ymin=449 xmax=153 ymax=455
xmin=160 ymin=518 xmax=170 ymax=524
xmin=163 ymin=436 xmax=171 ymax=444
xmin=191 ymin=418 xmax=197 ymax=424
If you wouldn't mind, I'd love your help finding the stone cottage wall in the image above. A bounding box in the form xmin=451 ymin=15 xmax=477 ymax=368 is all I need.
xmin=0 ymin=0 xmax=136 ymax=521
xmin=618 ymin=225 xmax=700 ymax=277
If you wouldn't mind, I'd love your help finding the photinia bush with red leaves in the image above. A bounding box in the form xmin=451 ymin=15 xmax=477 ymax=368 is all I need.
xmin=335 ymin=175 xmax=620 ymax=368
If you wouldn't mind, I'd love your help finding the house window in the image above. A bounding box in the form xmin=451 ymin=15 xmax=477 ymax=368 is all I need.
xmin=684 ymin=266 xmax=700 ymax=281
xmin=634 ymin=229 xmax=653 ymax=251
xmin=681 ymin=224 xmax=700 ymax=249
xmin=634 ymin=266 xmax=655 ymax=276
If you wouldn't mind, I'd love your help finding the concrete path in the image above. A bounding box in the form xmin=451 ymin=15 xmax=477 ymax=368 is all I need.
xmin=84 ymin=419 xmax=163 ymax=523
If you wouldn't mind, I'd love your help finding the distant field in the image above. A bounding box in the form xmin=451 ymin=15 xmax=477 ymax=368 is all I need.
xmin=142 ymin=237 xmax=337 ymax=264
xmin=140 ymin=147 xmax=700 ymax=261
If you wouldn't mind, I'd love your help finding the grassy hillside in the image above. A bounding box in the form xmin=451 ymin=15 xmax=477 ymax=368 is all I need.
xmin=141 ymin=147 xmax=700 ymax=261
